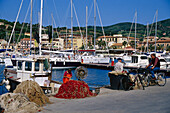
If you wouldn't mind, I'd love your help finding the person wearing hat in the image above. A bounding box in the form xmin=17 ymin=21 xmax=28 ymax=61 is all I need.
xmin=109 ymin=58 xmax=124 ymax=76
xmin=114 ymin=58 xmax=124 ymax=74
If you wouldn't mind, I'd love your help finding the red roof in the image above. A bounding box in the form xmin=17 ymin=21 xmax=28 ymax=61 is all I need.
xmin=21 ymin=38 xmax=35 ymax=41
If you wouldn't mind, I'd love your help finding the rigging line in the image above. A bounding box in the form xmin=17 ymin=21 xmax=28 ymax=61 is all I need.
xmin=24 ymin=24 xmax=29 ymax=39
xmin=127 ymin=12 xmax=136 ymax=45
xmin=87 ymin=2 xmax=94 ymax=23
xmin=15 ymin=1 xmax=31 ymax=51
xmin=44 ymin=0 xmax=51 ymax=26
xmin=143 ymin=26 xmax=147 ymax=53
xmin=149 ymin=12 xmax=156 ymax=36
xmin=6 ymin=0 xmax=24 ymax=53
xmin=142 ymin=26 xmax=147 ymax=53
xmin=53 ymin=18 xmax=60 ymax=38
xmin=63 ymin=2 xmax=71 ymax=27
xmin=52 ymin=0 xmax=61 ymax=27
xmin=44 ymin=0 xmax=50 ymax=34
xmin=96 ymin=2 xmax=108 ymax=50
xmin=73 ymin=3 xmax=84 ymax=46
xmin=33 ymin=0 xmax=38 ymax=27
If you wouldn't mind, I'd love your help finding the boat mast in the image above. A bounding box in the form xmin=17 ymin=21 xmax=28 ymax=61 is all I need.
xmin=30 ymin=0 xmax=32 ymax=55
xmin=86 ymin=6 xmax=88 ymax=49
xmin=155 ymin=10 xmax=158 ymax=52
xmin=39 ymin=0 xmax=43 ymax=56
xmin=147 ymin=22 xmax=149 ymax=53
xmin=51 ymin=14 xmax=54 ymax=50
xmin=66 ymin=26 xmax=68 ymax=49
xmin=135 ymin=11 xmax=137 ymax=54
xmin=71 ymin=0 xmax=73 ymax=49
xmin=94 ymin=0 xmax=96 ymax=55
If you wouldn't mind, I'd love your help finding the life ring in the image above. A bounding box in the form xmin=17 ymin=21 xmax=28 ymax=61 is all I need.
xmin=75 ymin=66 xmax=88 ymax=80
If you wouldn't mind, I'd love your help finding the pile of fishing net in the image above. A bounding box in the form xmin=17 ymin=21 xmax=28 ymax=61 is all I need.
xmin=14 ymin=80 xmax=51 ymax=106
xmin=0 ymin=93 xmax=41 ymax=113
xmin=55 ymin=80 xmax=95 ymax=99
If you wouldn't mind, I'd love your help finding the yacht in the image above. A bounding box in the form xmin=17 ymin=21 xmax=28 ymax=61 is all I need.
xmin=115 ymin=53 xmax=131 ymax=63
xmin=78 ymin=52 xmax=110 ymax=64
xmin=125 ymin=54 xmax=149 ymax=68
xmin=42 ymin=50 xmax=81 ymax=69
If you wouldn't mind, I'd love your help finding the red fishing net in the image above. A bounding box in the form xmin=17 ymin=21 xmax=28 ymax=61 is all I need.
xmin=54 ymin=80 xmax=95 ymax=99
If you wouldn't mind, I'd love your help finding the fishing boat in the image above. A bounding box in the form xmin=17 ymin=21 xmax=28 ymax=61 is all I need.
xmin=5 ymin=55 xmax=51 ymax=92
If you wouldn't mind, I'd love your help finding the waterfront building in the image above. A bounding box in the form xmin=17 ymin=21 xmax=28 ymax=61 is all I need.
xmin=141 ymin=37 xmax=170 ymax=51
xmin=53 ymin=38 xmax=64 ymax=50
xmin=0 ymin=39 xmax=7 ymax=49
xmin=18 ymin=38 xmax=35 ymax=52
xmin=97 ymin=35 xmax=139 ymax=49
xmin=143 ymin=36 xmax=159 ymax=42
xmin=0 ymin=22 xmax=4 ymax=25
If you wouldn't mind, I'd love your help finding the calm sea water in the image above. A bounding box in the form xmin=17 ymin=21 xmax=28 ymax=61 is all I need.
xmin=0 ymin=64 xmax=8 ymax=95
xmin=52 ymin=68 xmax=111 ymax=87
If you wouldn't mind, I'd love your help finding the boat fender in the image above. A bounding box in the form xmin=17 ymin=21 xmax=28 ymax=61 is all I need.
xmin=2 ymin=79 xmax=9 ymax=85
xmin=5 ymin=85 xmax=11 ymax=91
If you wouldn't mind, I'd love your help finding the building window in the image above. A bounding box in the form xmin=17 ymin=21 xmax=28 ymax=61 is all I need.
xmin=35 ymin=62 xmax=39 ymax=71
xmin=18 ymin=61 xmax=22 ymax=70
xmin=25 ymin=62 xmax=32 ymax=71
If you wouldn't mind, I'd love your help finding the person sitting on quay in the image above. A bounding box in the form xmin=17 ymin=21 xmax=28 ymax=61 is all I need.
xmin=63 ymin=69 xmax=72 ymax=84
xmin=110 ymin=58 xmax=125 ymax=76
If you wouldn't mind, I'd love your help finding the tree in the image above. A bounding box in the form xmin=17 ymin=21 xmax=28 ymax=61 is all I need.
xmin=122 ymin=41 xmax=127 ymax=48
xmin=112 ymin=46 xmax=117 ymax=49
xmin=166 ymin=46 xmax=170 ymax=52
xmin=130 ymin=41 xmax=135 ymax=48
xmin=80 ymin=45 xmax=85 ymax=49
xmin=149 ymin=45 xmax=154 ymax=52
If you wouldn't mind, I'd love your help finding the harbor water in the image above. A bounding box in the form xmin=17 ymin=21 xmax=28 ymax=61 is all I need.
xmin=0 ymin=64 xmax=8 ymax=95
xmin=52 ymin=68 xmax=111 ymax=87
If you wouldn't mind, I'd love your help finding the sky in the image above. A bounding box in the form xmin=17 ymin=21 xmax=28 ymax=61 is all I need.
xmin=0 ymin=0 xmax=170 ymax=27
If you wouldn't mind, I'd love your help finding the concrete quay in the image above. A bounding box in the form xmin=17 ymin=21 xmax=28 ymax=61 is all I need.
xmin=41 ymin=79 xmax=170 ymax=113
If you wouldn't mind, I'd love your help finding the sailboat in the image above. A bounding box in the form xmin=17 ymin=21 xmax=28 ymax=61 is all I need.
xmin=124 ymin=11 xmax=149 ymax=67
xmin=78 ymin=0 xmax=110 ymax=64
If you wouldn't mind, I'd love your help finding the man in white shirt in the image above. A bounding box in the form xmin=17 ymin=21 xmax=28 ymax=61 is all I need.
xmin=114 ymin=58 xmax=124 ymax=73
xmin=109 ymin=58 xmax=124 ymax=75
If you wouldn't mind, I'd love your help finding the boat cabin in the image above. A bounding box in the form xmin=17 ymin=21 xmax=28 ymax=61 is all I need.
xmin=126 ymin=54 xmax=149 ymax=67
xmin=15 ymin=56 xmax=51 ymax=86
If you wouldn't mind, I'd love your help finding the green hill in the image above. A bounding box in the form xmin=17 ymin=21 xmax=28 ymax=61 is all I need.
xmin=0 ymin=18 xmax=170 ymax=42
